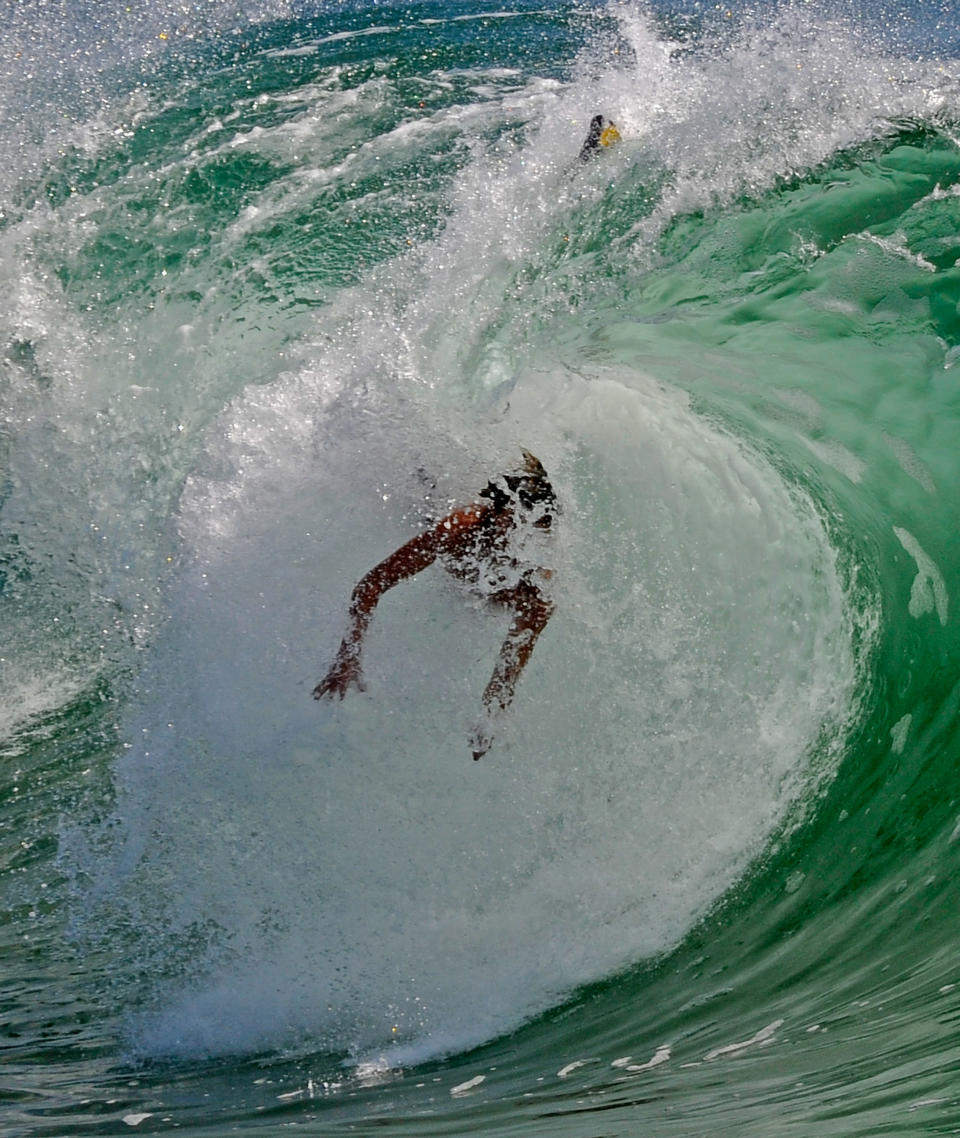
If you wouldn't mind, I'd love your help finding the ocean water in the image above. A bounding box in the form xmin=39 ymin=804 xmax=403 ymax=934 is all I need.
xmin=3 ymin=0 xmax=960 ymax=1133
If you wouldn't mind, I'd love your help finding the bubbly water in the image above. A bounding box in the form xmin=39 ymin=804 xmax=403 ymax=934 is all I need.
xmin=3 ymin=1 xmax=960 ymax=1134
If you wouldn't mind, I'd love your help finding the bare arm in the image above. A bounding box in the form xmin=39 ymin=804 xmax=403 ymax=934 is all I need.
xmin=470 ymin=578 xmax=554 ymax=759
xmin=313 ymin=506 xmax=485 ymax=699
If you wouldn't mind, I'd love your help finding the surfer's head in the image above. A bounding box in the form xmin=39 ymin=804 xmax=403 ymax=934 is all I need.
xmin=480 ymin=450 xmax=557 ymax=529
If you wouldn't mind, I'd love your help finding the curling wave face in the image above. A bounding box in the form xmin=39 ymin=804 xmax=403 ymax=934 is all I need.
xmin=3 ymin=0 xmax=960 ymax=1133
xmin=75 ymin=355 xmax=865 ymax=1064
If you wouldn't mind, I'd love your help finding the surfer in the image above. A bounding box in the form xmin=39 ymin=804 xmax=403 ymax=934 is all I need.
xmin=578 ymin=113 xmax=621 ymax=162
xmin=313 ymin=450 xmax=558 ymax=759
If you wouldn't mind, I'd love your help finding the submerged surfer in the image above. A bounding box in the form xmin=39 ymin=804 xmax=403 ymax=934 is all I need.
xmin=313 ymin=450 xmax=558 ymax=759
xmin=578 ymin=113 xmax=621 ymax=162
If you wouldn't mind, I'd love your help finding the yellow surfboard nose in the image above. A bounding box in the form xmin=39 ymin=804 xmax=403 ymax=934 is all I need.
xmin=578 ymin=114 xmax=622 ymax=162
xmin=599 ymin=123 xmax=621 ymax=147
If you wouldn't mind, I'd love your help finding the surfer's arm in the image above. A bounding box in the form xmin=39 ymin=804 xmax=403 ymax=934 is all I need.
xmin=313 ymin=506 xmax=485 ymax=700
xmin=471 ymin=578 xmax=554 ymax=758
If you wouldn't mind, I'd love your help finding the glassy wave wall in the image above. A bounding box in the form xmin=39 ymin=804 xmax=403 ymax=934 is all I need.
xmin=2 ymin=1 xmax=960 ymax=1134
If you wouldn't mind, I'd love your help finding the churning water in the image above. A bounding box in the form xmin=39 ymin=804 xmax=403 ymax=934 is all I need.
xmin=3 ymin=1 xmax=960 ymax=1134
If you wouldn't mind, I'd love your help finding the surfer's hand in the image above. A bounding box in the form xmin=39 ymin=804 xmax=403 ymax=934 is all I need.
xmin=469 ymin=723 xmax=494 ymax=761
xmin=313 ymin=649 xmax=365 ymax=700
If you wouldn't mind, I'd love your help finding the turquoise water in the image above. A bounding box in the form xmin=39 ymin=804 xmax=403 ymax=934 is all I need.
xmin=3 ymin=1 xmax=960 ymax=1133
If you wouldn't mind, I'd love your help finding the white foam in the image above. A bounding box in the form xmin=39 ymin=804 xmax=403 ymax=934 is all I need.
xmin=624 ymin=1045 xmax=671 ymax=1073
xmin=450 ymin=1075 xmax=485 ymax=1096
xmin=883 ymin=434 xmax=937 ymax=494
xmin=890 ymin=713 xmax=912 ymax=755
xmin=0 ymin=667 xmax=85 ymax=753
xmin=557 ymin=1059 xmax=592 ymax=1078
xmin=894 ymin=527 xmax=949 ymax=625
xmin=803 ymin=437 xmax=867 ymax=484
xmin=704 ymin=1019 xmax=784 ymax=1061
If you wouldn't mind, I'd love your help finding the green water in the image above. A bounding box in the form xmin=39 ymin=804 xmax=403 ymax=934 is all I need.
xmin=3 ymin=1 xmax=960 ymax=1134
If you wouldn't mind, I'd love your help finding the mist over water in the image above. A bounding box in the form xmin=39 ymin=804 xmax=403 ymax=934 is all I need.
xmin=3 ymin=1 xmax=960 ymax=1134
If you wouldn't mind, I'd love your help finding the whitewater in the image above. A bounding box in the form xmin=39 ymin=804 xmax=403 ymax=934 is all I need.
xmin=2 ymin=1 xmax=960 ymax=1134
